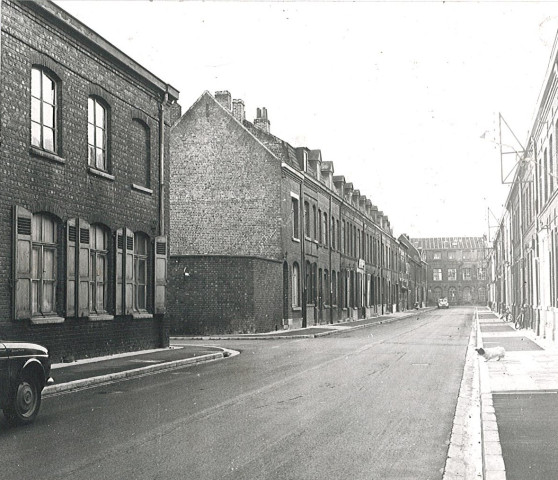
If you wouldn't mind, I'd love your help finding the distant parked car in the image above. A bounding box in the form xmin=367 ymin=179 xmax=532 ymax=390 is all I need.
xmin=0 ymin=341 xmax=53 ymax=425
xmin=437 ymin=297 xmax=449 ymax=309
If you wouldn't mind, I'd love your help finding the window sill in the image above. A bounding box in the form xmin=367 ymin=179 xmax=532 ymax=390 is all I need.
xmin=88 ymin=314 xmax=114 ymax=322
xmin=88 ymin=166 xmax=115 ymax=181
xmin=30 ymin=146 xmax=65 ymax=165
xmin=292 ymin=237 xmax=301 ymax=243
xmin=132 ymin=184 xmax=153 ymax=195
xmin=132 ymin=312 xmax=153 ymax=320
xmin=30 ymin=316 xmax=65 ymax=325
xmin=292 ymin=306 xmax=302 ymax=311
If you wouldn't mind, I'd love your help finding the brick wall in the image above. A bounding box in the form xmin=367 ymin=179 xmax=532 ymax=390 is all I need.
xmin=0 ymin=1 xmax=174 ymax=360
xmin=170 ymin=92 xmax=282 ymax=259
xmin=168 ymin=256 xmax=282 ymax=335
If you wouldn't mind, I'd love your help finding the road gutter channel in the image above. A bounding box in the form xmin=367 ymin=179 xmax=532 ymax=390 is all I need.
xmin=476 ymin=310 xmax=507 ymax=480
xmin=43 ymin=348 xmax=239 ymax=397
xmin=442 ymin=312 xmax=483 ymax=480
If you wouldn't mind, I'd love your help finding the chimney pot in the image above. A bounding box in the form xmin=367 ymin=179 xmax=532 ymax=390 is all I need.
xmin=232 ymin=99 xmax=245 ymax=123
xmin=254 ymin=106 xmax=270 ymax=134
xmin=215 ymin=90 xmax=232 ymax=111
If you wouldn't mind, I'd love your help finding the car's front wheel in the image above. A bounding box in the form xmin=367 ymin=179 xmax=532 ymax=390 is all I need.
xmin=4 ymin=375 xmax=42 ymax=425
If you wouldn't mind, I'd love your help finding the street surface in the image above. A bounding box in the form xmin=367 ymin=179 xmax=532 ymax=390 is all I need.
xmin=1 ymin=308 xmax=474 ymax=480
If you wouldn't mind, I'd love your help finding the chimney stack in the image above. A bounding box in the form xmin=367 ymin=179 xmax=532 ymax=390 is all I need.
xmin=215 ymin=90 xmax=232 ymax=111
xmin=232 ymin=99 xmax=245 ymax=123
xmin=254 ymin=107 xmax=270 ymax=134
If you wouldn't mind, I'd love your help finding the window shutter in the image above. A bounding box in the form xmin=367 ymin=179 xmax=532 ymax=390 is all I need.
xmin=125 ymin=228 xmax=134 ymax=314
xmin=66 ymin=218 xmax=77 ymax=317
xmin=154 ymin=236 xmax=167 ymax=314
xmin=115 ymin=228 xmax=124 ymax=315
xmin=13 ymin=206 xmax=33 ymax=320
xmin=78 ymin=219 xmax=91 ymax=317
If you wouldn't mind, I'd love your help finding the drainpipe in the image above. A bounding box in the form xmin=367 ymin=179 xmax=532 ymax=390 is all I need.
xmin=159 ymin=91 xmax=168 ymax=236
xmin=301 ymin=180 xmax=307 ymax=328
xmin=329 ymin=194 xmax=333 ymax=324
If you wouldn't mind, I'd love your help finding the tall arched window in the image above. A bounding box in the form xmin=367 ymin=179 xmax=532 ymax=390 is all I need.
xmin=332 ymin=270 xmax=337 ymax=305
xmin=292 ymin=262 xmax=300 ymax=308
xmin=31 ymin=67 xmax=57 ymax=153
xmin=31 ymin=213 xmax=58 ymax=315
xmin=90 ymin=224 xmax=109 ymax=314
xmin=132 ymin=119 xmax=151 ymax=188
xmin=88 ymin=96 xmax=108 ymax=171
xmin=134 ymin=233 xmax=149 ymax=311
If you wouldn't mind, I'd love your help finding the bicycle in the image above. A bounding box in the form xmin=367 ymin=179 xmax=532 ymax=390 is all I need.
xmin=514 ymin=311 xmax=525 ymax=330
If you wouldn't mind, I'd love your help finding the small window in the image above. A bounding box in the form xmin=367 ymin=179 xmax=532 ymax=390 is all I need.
xmin=463 ymin=268 xmax=472 ymax=281
xmin=31 ymin=67 xmax=57 ymax=153
xmin=478 ymin=267 xmax=486 ymax=280
xmin=433 ymin=268 xmax=442 ymax=281
xmin=448 ymin=268 xmax=457 ymax=281
xmin=88 ymin=97 xmax=108 ymax=171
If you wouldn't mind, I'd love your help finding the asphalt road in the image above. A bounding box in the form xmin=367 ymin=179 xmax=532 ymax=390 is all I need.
xmin=0 ymin=307 xmax=474 ymax=480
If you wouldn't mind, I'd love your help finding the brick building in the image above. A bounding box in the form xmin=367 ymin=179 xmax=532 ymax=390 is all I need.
xmin=0 ymin=1 xmax=179 ymax=361
xmin=169 ymin=90 xmax=427 ymax=335
xmin=410 ymin=237 xmax=488 ymax=306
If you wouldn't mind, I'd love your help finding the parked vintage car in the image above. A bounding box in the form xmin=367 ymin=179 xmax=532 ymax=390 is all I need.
xmin=437 ymin=297 xmax=449 ymax=309
xmin=0 ymin=341 xmax=53 ymax=425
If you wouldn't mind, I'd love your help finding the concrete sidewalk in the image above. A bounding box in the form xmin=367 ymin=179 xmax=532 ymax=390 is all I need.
xmin=44 ymin=344 xmax=236 ymax=396
xmin=171 ymin=307 xmax=434 ymax=340
xmin=475 ymin=307 xmax=558 ymax=480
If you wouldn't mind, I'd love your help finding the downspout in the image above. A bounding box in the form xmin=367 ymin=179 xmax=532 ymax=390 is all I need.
xmin=329 ymin=194 xmax=333 ymax=324
xmin=301 ymin=180 xmax=307 ymax=328
xmin=159 ymin=91 xmax=168 ymax=236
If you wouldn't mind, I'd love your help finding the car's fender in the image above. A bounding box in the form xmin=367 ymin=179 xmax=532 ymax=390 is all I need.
xmin=7 ymin=358 xmax=47 ymax=397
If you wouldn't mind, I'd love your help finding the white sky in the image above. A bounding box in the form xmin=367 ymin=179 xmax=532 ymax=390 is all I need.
xmin=55 ymin=1 xmax=558 ymax=239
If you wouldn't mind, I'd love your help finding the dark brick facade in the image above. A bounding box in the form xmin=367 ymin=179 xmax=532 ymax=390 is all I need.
xmin=168 ymin=256 xmax=282 ymax=335
xmin=0 ymin=1 xmax=178 ymax=361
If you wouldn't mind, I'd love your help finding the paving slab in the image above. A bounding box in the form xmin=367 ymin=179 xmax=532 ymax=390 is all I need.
xmin=493 ymin=391 xmax=558 ymax=480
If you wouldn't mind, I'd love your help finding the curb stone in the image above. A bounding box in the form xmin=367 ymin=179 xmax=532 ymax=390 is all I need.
xmin=476 ymin=309 xmax=507 ymax=480
xmin=43 ymin=350 xmax=234 ymax=396
xmin=442 ymin=313 xmax=482 ymax=480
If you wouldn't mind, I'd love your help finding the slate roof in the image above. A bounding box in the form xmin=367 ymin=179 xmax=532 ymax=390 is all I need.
xmin=410 ymin=237 xmax=486 ymax=250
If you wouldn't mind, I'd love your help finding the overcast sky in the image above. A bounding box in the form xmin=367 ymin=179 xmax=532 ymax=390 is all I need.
xmin=56 ymin=1 xmax=558 ymax=240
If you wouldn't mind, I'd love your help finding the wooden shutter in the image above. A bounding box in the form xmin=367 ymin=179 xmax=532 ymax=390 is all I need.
xmin=13 ymin=206 xmax=33 ymax=319
xmin=78 ymin=219 xmax=91 ymax=317
xmin=154 ymin=236 xmax=167 ymax=314
xmin=125 ymin=228 xmax=134 ymax=314
xmin=115 ymin=228 xmax=124 ymax=315
xmin=66 ymin=218 xmax=77 ymax=317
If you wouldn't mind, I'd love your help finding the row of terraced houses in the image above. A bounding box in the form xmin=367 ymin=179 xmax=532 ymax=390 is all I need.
xmin=4 ymin=0 xmax=494 ymax=362
xmin=488 ymin=28 xmax=558 ymax=345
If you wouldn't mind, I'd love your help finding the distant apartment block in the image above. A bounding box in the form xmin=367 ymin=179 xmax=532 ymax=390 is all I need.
xmin=411 ymin=237 xmax=488 ymax=306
